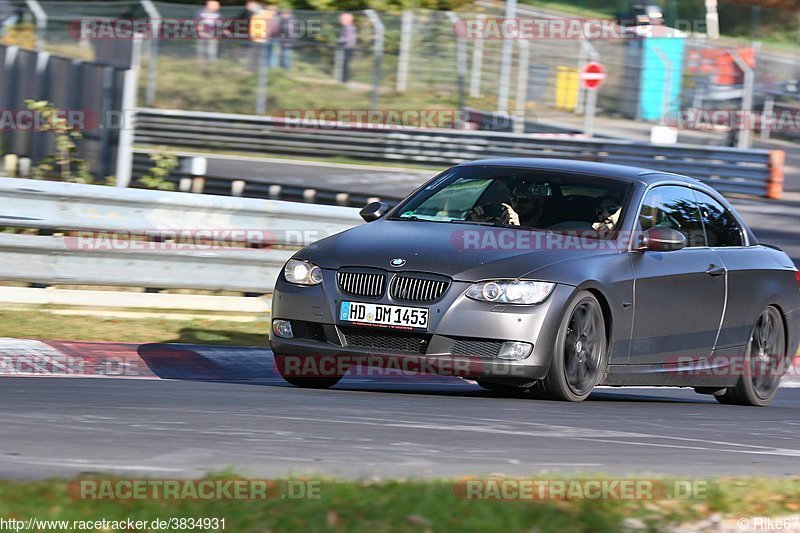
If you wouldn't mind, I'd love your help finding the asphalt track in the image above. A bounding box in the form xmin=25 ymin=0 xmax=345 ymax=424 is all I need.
xmin=1 ymin=339 xmax=800 ymax=480
xmin=3 ymin=157 xmax=799 ymax=480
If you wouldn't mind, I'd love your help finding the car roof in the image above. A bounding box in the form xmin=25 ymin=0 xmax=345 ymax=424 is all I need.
xmin=459 ymin=158 xmax=701 ymax=187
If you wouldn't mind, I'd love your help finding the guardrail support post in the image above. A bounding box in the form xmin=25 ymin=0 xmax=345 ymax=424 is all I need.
xmin=3 ymin=154 xmax=17 ymax=177
xmin=231 ymin=180 xmax=246 ymax=197
xmin=18 ymin=158 xmax=31 ymax=177
xmin=767 ymin=150 xmax=784 ymax=199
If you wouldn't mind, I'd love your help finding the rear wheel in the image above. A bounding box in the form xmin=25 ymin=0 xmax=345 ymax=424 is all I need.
xmin=716 ymin=307 xmax=786 ymax=407
xmin=273 ymin=354 xmax=344 ymax=389
xmin=538 ymin=291 xmax=607 ymax=402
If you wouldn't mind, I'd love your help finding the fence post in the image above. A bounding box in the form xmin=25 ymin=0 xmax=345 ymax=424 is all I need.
xmin=729 ymin=47 xmax=754 ymax=149
xmin=26 ymin=51 xmax=49 ymax=166
xmin=396 ymin=10 xmax=413 ymax=92
xmin=115 ymin=37 xmax=143 ymax=188
xmin=364 ymin=10 xmax=384 ymax=110
xmin=705 ymin=0 xmax=720 ymax=39
xmin=469 ymin=14 xmax=485 ymax=98
xmin=446 ymin=12 xmax=467 ymax=126
xmin=140 ymin=0 xmax=161 ymax=107
xmin=497 ymin=0 xmax=516 ymax=113
xmin=3 ymin=46 xmax=18 ymax=160
xmin=255 ymin=43 xmax=270 ymax=115
xmin=760 ymin=95 xmax=774 ymax=141
xmin=24 ymin=0 xmax=47 ymax=50
xmin=514 ymin=40 xmax=529 ymax=134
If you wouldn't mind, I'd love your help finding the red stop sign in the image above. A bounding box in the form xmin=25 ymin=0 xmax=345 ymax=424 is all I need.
xmin=580 ymin=62 xmax=606 ymax=90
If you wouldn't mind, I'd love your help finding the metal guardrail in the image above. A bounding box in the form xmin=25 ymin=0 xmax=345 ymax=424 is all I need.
xmin=0 ymin=177 xmax=362 ymax=293
xmin=134 ymin=108 xmax=785 ymax=199
xmin=130 ymin=151 xmax=393 ymax=208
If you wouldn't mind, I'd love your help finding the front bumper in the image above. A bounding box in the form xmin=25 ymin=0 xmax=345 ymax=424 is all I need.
xmin=269 ymin=270 xmax=576 ymax=381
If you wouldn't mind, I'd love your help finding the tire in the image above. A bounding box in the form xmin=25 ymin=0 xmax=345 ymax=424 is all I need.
xmin=537 ymin=291 xmax=608 ymax=402
xmin=273 ymin=354 xmax=344 ymax=389
xmin=715 ymin=307 xmax=787 ymax=407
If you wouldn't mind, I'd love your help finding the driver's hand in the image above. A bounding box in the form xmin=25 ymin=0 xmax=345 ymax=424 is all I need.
xmin=468 ymin=205 xmax=485 ymax=221
xmin=501 ymin=203 xmax=520 ymax=226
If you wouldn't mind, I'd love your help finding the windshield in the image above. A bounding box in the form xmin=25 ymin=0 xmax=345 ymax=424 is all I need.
xmin=392 ymin=166 xmax=633 ymax=239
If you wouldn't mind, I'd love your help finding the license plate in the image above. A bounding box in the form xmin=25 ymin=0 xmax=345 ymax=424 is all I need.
xmin=340 ymin=301 xmax=429 ymax=331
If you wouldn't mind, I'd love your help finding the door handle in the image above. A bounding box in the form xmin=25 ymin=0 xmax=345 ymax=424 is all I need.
xmin=706 ymin=265 xmax=726 ymax=277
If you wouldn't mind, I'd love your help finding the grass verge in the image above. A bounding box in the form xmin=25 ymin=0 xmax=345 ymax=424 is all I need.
xmin=0 ymin=309 xmax=267 ymax=346
xmin=0 ymin=475 xmax=799 ymax=532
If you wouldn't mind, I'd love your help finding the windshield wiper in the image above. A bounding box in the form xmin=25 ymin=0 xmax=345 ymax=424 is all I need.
xmin=449 ymin=219 xmax=511 ymax=227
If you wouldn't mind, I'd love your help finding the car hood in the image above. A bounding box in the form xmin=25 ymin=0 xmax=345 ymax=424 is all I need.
xmin=299 ymin=219 xmax=619 ymax=282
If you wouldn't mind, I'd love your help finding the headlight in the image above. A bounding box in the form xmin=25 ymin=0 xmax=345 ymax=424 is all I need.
xmin=466 ymin=280 xmax=555 ymax=305
xmin=284 ymin=259 xmax=323 ymax=286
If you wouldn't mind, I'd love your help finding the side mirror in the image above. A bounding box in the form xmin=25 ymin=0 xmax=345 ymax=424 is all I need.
xmin=359 ymin=201 xmax=389 ymax=223
xmin=640 ymin=227 xmax=687 ymax=252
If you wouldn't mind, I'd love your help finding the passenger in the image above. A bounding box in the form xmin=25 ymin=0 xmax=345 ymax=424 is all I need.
xmin=592 ymin=195 xmax=622 ymax=237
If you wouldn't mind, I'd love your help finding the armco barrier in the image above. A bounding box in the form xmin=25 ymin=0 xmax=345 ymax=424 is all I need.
xmin=0 ymin=177 xmax=362 ymax=294
xmin=133 ymin=108 xmax=785 ymax=199
xmin=130 ymin=151 xmax=395 ymax=208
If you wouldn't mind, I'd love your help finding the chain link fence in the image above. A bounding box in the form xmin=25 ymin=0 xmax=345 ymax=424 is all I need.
xmin=2 ymin=1 xmax=799 ymax=138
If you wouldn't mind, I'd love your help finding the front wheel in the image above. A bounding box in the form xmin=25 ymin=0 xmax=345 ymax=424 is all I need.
xmin=716 ymin=307 xmax=787 ymax=407
xmin=537 ymin=291 xmax=607 ymax=402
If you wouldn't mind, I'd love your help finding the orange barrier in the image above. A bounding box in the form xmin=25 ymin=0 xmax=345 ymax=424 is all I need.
xmin=767 ymin=150 xmax=785 ymax=200
xmin=688 ymin=47 xmax=757 ymax=85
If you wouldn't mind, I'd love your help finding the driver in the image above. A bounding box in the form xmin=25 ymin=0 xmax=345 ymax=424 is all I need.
xmin=592 ymin=195 xmax=622 ymax=238
xmin=469 ymin=181 xmax=548 ymax=228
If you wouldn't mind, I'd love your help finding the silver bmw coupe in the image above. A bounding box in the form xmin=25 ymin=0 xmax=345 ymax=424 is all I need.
xmin=270 ymin=159 xmax=800 ymax=405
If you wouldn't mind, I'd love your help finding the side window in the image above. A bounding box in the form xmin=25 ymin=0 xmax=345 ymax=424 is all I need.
xmin=638 ymin=186 xmax=706 ymax=247
xmin=694 ymin=191 xmax=744 ymax=247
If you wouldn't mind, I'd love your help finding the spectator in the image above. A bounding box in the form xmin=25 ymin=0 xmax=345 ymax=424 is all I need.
xmin=249 ymin=2 xmax=273 ymax=69
xmin=265 ymin=5 xmax=280 ymax=68
xmin=239 ymin=0 xmax=261 ymax=65
xmin=196 ymin=0 xmax=221 ymax=63
xmin=337 ymin=13 xmax=357 ymax=83
xmin=0 ymin=0 xmax=18 ymax=37
xmin=276 ymin=8 xmax=297 ymax=71
xmin=237 ymin=0 xmax=260 ymax=28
